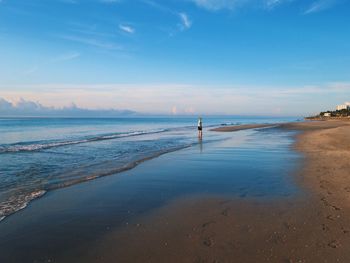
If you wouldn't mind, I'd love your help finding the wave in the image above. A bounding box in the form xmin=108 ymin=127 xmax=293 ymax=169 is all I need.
xmin=0 ymin=128 xmax=172 ymax=154
xmin=220 ymin=122 xmax=241 ymax=126
xmin=0 ymin=123 xmax=224 ymax=222
xmin=0 ymin=143 xmax=192 ymax=222
xmin=0 ymin=190 xmax=46 ymax=222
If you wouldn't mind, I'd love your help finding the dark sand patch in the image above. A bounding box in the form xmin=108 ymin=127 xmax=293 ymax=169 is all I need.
xmin=211 ymin=124 xmax=276 ymax=132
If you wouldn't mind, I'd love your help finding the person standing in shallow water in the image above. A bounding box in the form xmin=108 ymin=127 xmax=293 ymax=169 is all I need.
xmin=198 ymin=117 xmax=203 ymax=139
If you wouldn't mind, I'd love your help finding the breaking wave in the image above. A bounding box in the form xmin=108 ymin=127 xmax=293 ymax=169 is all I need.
xmin=0 ymin=190 xmax=46 ymax=222
xmin=0 ymin=128 xmax=171 ymax=154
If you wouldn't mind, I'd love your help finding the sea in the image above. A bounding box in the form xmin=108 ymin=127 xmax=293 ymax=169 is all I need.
xmin=0 ymin=116 xmax=298 ymax=222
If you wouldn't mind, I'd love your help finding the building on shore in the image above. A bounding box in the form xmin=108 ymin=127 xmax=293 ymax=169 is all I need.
xmin=336 ymin=104 xmax=349 ymax=111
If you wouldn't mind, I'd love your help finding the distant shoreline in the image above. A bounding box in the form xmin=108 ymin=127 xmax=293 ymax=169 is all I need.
xmin=305 ymin=116 xmax=350 ymax=121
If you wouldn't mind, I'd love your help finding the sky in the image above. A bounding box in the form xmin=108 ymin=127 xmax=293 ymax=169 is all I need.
xmin=0 ymin=0 xmax=349 ymax=116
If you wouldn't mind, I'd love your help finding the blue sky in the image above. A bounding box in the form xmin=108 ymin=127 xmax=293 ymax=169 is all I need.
xmin=0 ymin=0 xmax=349 ymax=116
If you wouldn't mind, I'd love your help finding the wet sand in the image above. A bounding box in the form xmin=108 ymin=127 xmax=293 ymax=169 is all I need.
xmin=85 ymin=120 xmax=350 ymax=263
xmin=211 ymin=123 xmax=276 ymax=132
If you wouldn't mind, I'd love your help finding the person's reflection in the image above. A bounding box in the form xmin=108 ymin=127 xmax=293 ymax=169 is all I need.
xmin=198 ymin=136 xmax=203 ymax=153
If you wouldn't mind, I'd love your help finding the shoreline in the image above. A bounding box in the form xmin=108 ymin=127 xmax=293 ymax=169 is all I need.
xmin=0 ymin=144 xmax=192 ymax=223
xmin=210 ymin=123 xmax=277 ymax=132
xmin=2 ymin=120 xmax=350 ymax=262
xmin=0 ymin=120 xmax=300 ymax=263
xmin=84 ymin=120 xmax=350 ymax=262
xmin=0 ymin=122 xmax=282 ymax=223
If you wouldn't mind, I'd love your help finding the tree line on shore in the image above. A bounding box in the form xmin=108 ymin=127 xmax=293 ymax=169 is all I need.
xmin=306 ymin=108 xmax=350 ymax=119
xmin=320 ymin=108 xmax=350 ymax=117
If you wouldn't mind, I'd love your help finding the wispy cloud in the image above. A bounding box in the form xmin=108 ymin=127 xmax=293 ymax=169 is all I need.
xmin=141 ymin=0 xmax=172 ymax=13
xmin=265 ymin=0 xmax=291 ymax=9
xmin=327 ymin=82 xmax=350 ymax=91
xmin=190 ymin=0 xmax=246 ymax=11
xmin=303 ymin=0 xmax=337 ymax=14
xmin=178 ymin=13 xmax=192 ymax=30
xmin=22 ymin=52 xmax=80 ymax=75
xmin=51 ymin=52 xmax=81 ymax=62
xmin=190 ymin=0 xmax=338 ymax=12
xmin=58 ymin=35 xmax=122 ymax=50
xmin=142 ymin=0 xmax=192 ymax=34
xmin=1 ymin=82 xmax=350 ymax=115
xmin=67 ymin=21 xmax=116 ymax=38
xmin=119 ymin=24 xmax=135 ymax=34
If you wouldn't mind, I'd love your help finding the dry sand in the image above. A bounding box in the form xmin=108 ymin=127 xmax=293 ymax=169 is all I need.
xmin=85 ymin=121 xmax=350 ymax=263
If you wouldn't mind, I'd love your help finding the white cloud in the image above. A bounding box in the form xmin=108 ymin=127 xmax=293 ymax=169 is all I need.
xmin=303 ymin=0 xmax=337 ymax=14
xmin=1 ymin=82 xmax=349 ymax=116
xmin=327 ymin=82 xmax=350 ymax=91
xmin=171 ymin=106 xmax=178 ymax=115
xmin=178 ymin=13 xmax=192 ymax=30
xmin=141 ymin=0 xmax=172 ymax=13
xmin=142 ymin=1 xmax=192 ymax=34
xmin=119 ymin=24 xmax=135 ymax=34
xmin=0 ymin=97 xmax=135 ymax=117
xmin=265 ymin=0 xmax=290 ymax=9
xmin=58 ymin=35 xmax=122 ymax=50
xmin=190 ymin=0 xmax=338 ymax=12
xmin=190 ymin=0 xmax=250 ymax=11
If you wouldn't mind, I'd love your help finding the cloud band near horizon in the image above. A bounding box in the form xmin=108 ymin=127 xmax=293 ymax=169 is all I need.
xmin=0 ymin=82 xmax=349 ymax=116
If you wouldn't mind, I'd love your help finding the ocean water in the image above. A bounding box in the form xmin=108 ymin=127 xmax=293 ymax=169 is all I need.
xmin=0 ymin=116 xmax=296 ymax=221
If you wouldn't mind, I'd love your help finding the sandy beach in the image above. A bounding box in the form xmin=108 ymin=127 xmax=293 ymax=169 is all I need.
xmin=82 ymin=120 xmax=350 ymax=263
